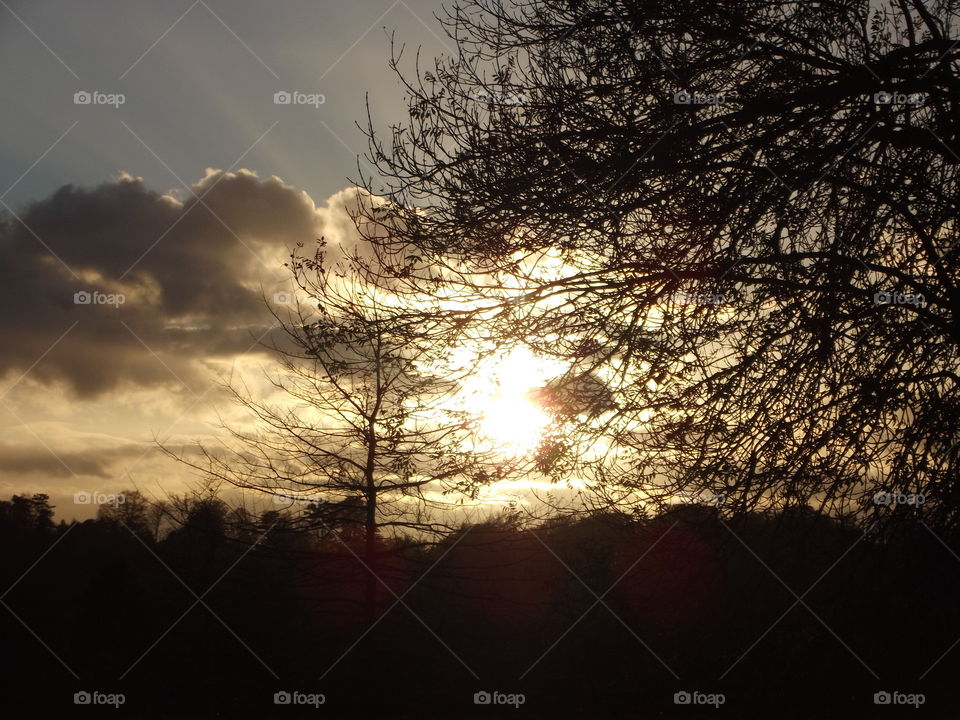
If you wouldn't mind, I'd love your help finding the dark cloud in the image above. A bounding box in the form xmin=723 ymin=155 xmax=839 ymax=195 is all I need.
xmin=0 ymin=442 xmax=147 ymax=479
xmin=0 ymin=170 xmax=329 ymax=396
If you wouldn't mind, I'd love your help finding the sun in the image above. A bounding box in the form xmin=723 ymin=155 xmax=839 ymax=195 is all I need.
xmin=477 ymin=390 xmax=552 ymax=453
xmin=462 ymin=348 xmax=566 ymax=455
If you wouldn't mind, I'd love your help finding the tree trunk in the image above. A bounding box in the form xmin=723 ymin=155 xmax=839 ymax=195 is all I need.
xmin=363 ymin=487 xmax=377 ymax=625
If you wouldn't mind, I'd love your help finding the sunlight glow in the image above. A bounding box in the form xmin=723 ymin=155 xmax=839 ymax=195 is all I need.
xmin=478 ymin=392 xmax=552 ymax=454
xmin=461 ymin=347 xmax=567 ymax=455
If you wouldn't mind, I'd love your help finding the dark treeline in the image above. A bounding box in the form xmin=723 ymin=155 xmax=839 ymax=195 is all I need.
xmin=1 ymin=491 xmax=958 ymax=718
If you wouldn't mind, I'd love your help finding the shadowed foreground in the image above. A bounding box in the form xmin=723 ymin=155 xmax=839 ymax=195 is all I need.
xmin=1 ymin=494 xmax=957 ymax=718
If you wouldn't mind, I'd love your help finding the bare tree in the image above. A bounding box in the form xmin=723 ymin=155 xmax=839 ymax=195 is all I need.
xmin=168 ymin=237 xmax=507 ymax=621
xmin=356 ymin=0 xmax=960 ymax=532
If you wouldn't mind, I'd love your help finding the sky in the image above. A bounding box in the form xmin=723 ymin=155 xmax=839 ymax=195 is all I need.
xmin=0 ymin=0 xmax=452 ymax=518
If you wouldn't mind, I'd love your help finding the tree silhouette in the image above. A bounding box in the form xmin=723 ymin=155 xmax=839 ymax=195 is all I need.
xmin=96 ymin=489 xmax=167 ymax=541
xmin=167 ymin=238 xmax=505 ymax=621
xmin=358 ymin=0 xmax=960 ymax=531
xmin=0 ymin=493 xmax=55 ymax=534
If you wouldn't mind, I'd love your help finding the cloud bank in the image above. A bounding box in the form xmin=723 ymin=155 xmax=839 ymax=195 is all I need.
xmin=0 ymin=171 xmax=366 ymax=396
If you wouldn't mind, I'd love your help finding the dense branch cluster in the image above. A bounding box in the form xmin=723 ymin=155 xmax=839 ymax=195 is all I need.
xmin=353 ymin=0 xmax=960 ymax=530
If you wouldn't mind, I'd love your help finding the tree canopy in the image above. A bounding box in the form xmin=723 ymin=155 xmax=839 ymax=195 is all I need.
xmin=357 ymin=0 xmax=960 ymax=531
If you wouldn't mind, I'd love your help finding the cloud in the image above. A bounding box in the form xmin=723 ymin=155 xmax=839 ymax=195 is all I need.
xmin=0 ymin=171 xmax=367 ymax=396
xmin=0 ymin=442 xmax=147 ymax=479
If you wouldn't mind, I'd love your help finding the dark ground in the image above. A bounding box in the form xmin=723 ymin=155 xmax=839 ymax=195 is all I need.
xmin=2 ymin=495 xmax=958 ymax=718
